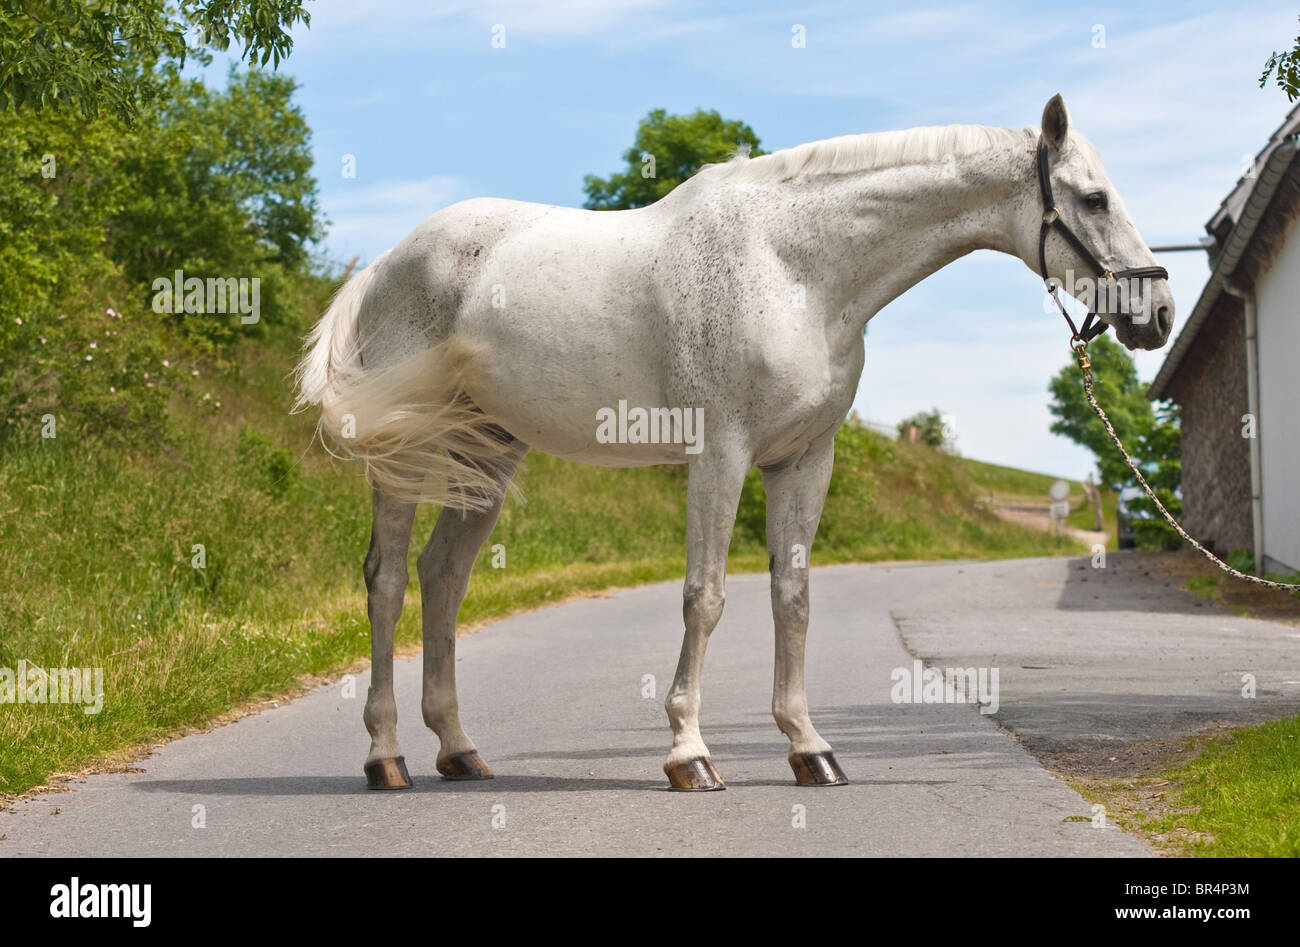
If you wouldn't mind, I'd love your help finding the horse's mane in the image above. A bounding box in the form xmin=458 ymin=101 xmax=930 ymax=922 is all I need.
xmin=698 ymin=123 xmax=1037 ymax=184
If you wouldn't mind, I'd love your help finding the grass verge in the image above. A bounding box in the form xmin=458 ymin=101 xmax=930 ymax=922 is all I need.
xmin=1061 ymin=717 xmax=1300 ymax=856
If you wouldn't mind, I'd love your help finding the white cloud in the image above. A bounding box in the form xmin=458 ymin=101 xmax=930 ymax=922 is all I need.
xmin=301 ymin=0 xmax=671 ymax=51
xmin=321 ymin=175 xmax=475 ymax=263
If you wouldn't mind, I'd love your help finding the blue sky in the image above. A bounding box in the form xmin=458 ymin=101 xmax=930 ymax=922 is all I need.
xmin=210 ymin=1 xmax=1296 ymax=479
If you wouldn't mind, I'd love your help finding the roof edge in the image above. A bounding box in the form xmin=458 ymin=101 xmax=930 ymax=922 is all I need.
xmin=1147 ymin=136 xmax=1299 ymax=401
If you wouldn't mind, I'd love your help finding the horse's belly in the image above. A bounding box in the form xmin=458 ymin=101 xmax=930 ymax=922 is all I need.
xmin=468 ymin=370 xmax=705 ymax=467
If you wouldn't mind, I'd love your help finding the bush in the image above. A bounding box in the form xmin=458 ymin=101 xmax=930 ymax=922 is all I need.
xmin=897 ymin=408 xmax=950 ymax=448
xmin=0 ymin=67 xmax=326 ymax=451
xmin=237 ymin=427 xmax=296 ymax=498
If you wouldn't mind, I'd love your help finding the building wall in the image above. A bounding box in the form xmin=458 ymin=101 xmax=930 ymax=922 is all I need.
xmin=1254 ymin=214 xmax=1300 ymax=573
xmin=1166 ymin=303 xmax=1254 ymax=556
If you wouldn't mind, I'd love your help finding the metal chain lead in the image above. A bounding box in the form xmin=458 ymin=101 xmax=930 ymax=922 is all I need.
xmin=1073 ymin=343 xmax=1300 ymax=592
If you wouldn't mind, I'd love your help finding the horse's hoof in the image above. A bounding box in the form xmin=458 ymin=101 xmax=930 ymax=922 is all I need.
xmin=364 ymin=756 xmax=412 ymax=790
xmin=437 ymin=751 xmax=494 ymax=780
xmin=665 ymin=757 xmax=726 ymax=791
xmin=790 ymin=751 xmax=849 ymax=786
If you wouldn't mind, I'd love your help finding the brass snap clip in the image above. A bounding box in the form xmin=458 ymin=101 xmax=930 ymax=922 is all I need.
xmin=1071 ymin=339 xmax=1091 ymax=373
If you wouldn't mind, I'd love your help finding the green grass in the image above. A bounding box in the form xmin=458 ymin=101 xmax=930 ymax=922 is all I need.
xmin=960 ymin=456 xmax=1073 ymax=497
xmin=0 ymin=337 xmax=1083 ymax=798
xmin=1143 ymin=717 xmax=1300 ymax=856
xmin=1185 ymin=573 xmax=1222 ymax=602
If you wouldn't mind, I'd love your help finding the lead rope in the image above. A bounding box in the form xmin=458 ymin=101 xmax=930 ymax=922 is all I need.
xmin=1072 ymin=341 xmax=1300 ymax=591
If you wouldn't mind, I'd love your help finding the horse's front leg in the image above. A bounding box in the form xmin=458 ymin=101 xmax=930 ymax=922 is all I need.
xmin=760 ymin=437 xmax=847 ymax=786
xmin=663 ymin=445 xmax=750 ymax=791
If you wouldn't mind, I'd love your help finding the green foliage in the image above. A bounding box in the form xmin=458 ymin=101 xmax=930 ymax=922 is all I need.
xmin=735 ymin=467 xmax=767 ymax=548
xmin=1047 ymin=336 xmax=1181 ymax=548
xmin=111 ymin=68 xmax=322 ymax=284
xmin=0 ymin=0 xmax=310 ymax=121
xmin=583 ymin=108 xmax=765 ymax=210
xmin=1261 ymin=16 xmax=1300 ymax=101
xmin=1048 ymin=336 xmax=1150 ymax=489
xmin=0 ymin=67 xmax=326 ymax=447
xmin=1147 ymin=717 xmax=1300 ymax=856
xmin=1127 ymin=402 xmax=1182 ymax=549
xmin=897 ymin=408 xmax=950 ymax=449
xmin=0 ymin=104 xmax=173 ymax=444
xmin=237 ymin=427 xmax=296 ymax=497
xmin=1226 ymin=548 xmax=1255 ymax=574
xmin=109 ymin=68 xmax=323 ymax=353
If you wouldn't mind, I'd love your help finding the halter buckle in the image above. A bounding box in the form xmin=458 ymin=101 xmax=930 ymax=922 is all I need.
xmin=1042 ymin=207 xmax=1060 ymax=224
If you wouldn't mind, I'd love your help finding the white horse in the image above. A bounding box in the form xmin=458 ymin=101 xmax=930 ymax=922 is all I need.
xmin=295 ymin=94 xmax=1173 ymax=791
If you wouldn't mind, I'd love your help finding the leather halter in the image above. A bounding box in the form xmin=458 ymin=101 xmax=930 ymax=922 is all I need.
xmin=1036 ymin=136 xmax=1168 ymax=343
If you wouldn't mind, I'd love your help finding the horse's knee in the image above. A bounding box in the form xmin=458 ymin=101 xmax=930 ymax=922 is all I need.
xmin=683 ymin=581 xmax=725 ymax=631
xmin=770 ymin=571 xmax=809 ymax=624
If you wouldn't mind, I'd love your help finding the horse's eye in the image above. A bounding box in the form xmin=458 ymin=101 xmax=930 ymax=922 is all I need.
xmin=1085 ymin=192 xmax=1108 ymax=212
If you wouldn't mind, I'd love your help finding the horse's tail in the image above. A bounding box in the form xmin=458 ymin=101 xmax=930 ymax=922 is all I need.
xmin=293 ymin=253 xmax=519 ymax=512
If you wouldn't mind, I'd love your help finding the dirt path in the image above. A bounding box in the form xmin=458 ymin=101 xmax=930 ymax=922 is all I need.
xmin=994 ymin=500 xmax=1107 ymax=547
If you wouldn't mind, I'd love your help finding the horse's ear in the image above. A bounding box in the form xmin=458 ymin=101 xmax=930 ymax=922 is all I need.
xmin=1041 ymin=94 xmax=1070 ymax=150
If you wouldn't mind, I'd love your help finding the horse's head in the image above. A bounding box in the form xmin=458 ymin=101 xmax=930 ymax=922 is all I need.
xmin=1030 ymin=94 xmax=1174 ymax=351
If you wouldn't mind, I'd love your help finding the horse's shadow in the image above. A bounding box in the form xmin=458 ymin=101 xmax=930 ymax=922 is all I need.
xmin=131 ymin=771 xmax=949 ymax=796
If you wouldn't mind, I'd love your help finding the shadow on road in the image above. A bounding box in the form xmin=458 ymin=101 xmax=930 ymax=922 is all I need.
xmin=129 ymin=772 xmax=951 ymax=796
xmin=1056 ymin=549 xmax=1213 ymax=614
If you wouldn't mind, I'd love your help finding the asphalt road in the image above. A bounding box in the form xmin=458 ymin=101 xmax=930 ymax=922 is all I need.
xmin=6 ymin=553 xmax=1293 ymax=857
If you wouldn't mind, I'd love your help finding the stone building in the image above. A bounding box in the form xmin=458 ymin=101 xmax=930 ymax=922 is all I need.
xmin=1148 ymin=106 xmax=1300 ymax=573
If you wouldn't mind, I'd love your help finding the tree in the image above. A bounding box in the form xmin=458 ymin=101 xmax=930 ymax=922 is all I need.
xmin=897 ymin=408 xmax=950 ymax=449
xmin=0 ymin=64 xmax=326 ymax=440
xmin=1047 ymin=335 xmax=1152 ymax=490
xmin=0 ymin=0 xmax=309 ymax=120
xmin=1047 ymin=335 xmax=1182 ymax=547
xmin=1260 ymin=16 xmax=1300 ymax=100
xmin=1127 ymin=401 xmax=1182 ymax=549
xmin=583 ymin=108 xmax=764 ymax=210
xmin=109 ymin=68 xmax=323 ymax=284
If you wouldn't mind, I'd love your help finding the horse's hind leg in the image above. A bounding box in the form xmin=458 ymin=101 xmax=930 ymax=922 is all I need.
xmin=760 ymin=438 xmax=846 ymax=786
xmin=417 ymin=443 xmax=528 ymax=780
xmin=363 ymin=487 xmax=418 ymax=789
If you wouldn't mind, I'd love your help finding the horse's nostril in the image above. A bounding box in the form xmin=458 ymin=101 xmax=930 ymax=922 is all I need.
xmin=1156 ymin=305 xmax=1172 ymax=335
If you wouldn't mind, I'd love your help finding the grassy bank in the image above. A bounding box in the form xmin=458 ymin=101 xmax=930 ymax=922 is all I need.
xmin=0 ymin=337 xmax=1083 ymax=798
xmin=1073 ymin=716 xmax=1300 ymax=857
xmin=964 ymin=455 xmax=1118 ymax=545
xmin=1146 ymin=717 xmax=1300 ymax=856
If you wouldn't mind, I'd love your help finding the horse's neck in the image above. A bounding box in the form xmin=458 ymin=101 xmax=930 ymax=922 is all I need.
xmin=756 ymin=144 xmax=1033 ymax=329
